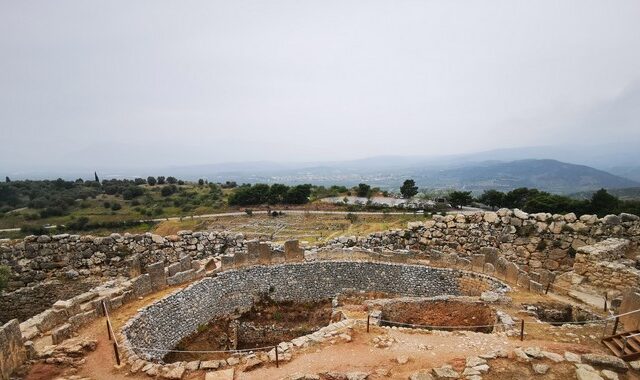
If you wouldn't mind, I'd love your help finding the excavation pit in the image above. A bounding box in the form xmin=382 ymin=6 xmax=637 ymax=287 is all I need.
xmin=525 ymin=301 xmax=601 ymax=326
xmin=376 ymin=298 xmax=498 ymax=333
xmin=165 ymin=298 xmax=333 ymax=362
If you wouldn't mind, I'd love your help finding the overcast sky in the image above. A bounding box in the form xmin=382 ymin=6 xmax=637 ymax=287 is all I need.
xmin=1 ymin=0 xmax=639 ymax=173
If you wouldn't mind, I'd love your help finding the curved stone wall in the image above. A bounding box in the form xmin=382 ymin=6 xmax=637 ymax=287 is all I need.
xmin=122 ymin=261 xmax=508 ymax=362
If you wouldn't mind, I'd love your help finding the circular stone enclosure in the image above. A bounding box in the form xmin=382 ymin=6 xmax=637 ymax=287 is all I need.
xmin=122 ymin=261 xmax=508 ymax=362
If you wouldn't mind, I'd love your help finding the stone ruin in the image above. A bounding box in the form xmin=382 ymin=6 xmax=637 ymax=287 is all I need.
xmin=1 ymin=209 xmax=640 ymax=379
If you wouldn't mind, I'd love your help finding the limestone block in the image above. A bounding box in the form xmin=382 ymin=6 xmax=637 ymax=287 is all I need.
xmin=505 ymin=262 xmax=519 ymax=284
xmin=233 ymin=251 xmax=248 ymax=268
xmin=517 ymin=272 xmax=530 ymax=289
xmin=471 ymin=254 xmax=485 ymax=272
xmin=480 ymin=247 xmax=498 ymax=265
xmin=179 ymin=255 xmax=192 ymax=272
xmin=132 ymin=274 xmax=152 ymax=298
xmin=146 ymin=261 xmax=167 ymax=290
xmin=51 ymin=323 xmax=72 ymax=345
xmin=167 ymin=262 xmax=182 ymax=277
xmin=284 ymin=240 xmax=304 ymax=263
xmin=529 ymin=281 xmax=544 ymax=294
xmin=1 ymin=319 xmax=27 ymax=380
xmin=220 ymin=255 xmax=235 ymax=271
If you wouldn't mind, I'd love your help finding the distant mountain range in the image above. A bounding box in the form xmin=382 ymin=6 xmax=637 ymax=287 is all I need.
xmin=168 ymin=158 xmax=637 ymax=194
xmin=3 ymin=142 xmax=640 ymax=194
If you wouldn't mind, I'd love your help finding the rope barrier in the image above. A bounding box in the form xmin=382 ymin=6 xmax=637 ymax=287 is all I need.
xmin=120 ymin=344 xmax=277 ymax=354
xmin=376 ymin=318 xmax=505 ymax=329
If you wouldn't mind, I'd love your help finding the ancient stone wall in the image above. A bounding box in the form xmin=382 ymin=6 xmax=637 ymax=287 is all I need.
xmin=0 ymin=231 xmax=244 ymax=290
xmin=324 ymin=210 xmax=640 ymax=273
xmin=123 ymin=261 xmax=507 ymax=362
xmin=573 ymin=238 xmax=640 ymax=291
xmin=0 ymin=319 xmax=26 ymax=380
xmin=0 ymin=279 xmax=98 ymax=324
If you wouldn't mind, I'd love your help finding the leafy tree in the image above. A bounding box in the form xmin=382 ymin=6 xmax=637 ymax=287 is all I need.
xmin=268 ymin=183 xmax=289 ymax=204
xmin=478 ymin=190 xmax=505 ymax=210
xmin=134 ymin=177 xmax=147 ymax=185
xmin=161 ymin=185 xmax=178 ymax=196
xmin=122 ymin=186 xmax=144 ymax=200
xmin=110 ymin=203 xmax=122 ymax=211
xmin=448 ymin=191 xmax=474 ymax=208
xmin=147 ymin=176 xmax=157 ymax=186
xmin=400 ymin=179 xmax=418 ymax=199
xmin=590 ymin=188 xmax=619 ymax=216
xmin=198 ymin=179 xmax=205 ymax=186
xmin=356 ymin=183 xmax=371 ymax=198
xmin=503 ymin=188 xmax=541 ymax=209
xmin=284 ymin=184 xmax=312 ymax=204
xmin=167 ymin=176 xmax=178 ymax=184
xmin=157 ymin=176 xmax=166 ymax=185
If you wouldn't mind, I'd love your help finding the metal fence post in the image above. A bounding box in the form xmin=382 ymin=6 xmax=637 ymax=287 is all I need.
xmin=520 ymin=320 xmax=525 ymax=341
xmin=367 ymin=315 xmax=370 ymax=333
xmin=275 ymin=346 xmax=279 ymax=368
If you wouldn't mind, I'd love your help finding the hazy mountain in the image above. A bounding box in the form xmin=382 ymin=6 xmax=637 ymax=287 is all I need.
xmin=410 ymin=159 xmax=639 ymax=194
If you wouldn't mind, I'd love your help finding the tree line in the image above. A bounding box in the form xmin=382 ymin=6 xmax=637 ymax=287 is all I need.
xmin=448 ymin=187 xmax=640 ymax=217
xmin=228 ymin=183 xmax=313 ymax=206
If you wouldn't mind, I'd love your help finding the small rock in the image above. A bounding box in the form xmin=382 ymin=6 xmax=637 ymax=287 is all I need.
xmin=542 ymin=351 xmax=564 ymax=363
xmin=409 ymin=370 xmax=434 ymax=380
xmin=565 ymin=352 xmax=582 ymax=363
xmin=575 ymin=367 xmax=603 ymax=380
xmin=533 ymin=364 xmax=549 ymax=375
xmin=432 ymin=365 xmax=459 ymax=379
xmin=600 ymin=370 xmax=619 ymax=380
xmin=466 ymin=357 xmax=487 ymax=367
xmin=396 ymin=355 xmax=409 ymax=364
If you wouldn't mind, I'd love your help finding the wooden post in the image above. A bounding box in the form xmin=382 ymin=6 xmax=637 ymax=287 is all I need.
xmin=275 ymin=346 xmax=279 ymax=368
xmin=113 ymin=342 xmax=121 ymax=365
xmin=604 ymin=294 xmax=608 ymax=312
xmin=520 ymin=319 xmax=525 ymax=341
xmin=367 ymin=315 xmax=370 ymax=333
xmin=613 ymin=317 xmax=619 ymax=335
xmin=106 ymin=319 xmax=112 ymax=341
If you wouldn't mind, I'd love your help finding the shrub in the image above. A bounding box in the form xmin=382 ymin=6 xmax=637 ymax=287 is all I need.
xmin=0 ymin=265 xmax=10 ymax=291
xmin=346 ymin=213 xmax=359 ymax=223
xmin=111 ymin=203 xmax=122 ymax=211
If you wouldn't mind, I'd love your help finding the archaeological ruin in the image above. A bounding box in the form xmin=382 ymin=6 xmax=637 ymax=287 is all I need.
xmin=2 ymin=208 xmax=640 ymax=380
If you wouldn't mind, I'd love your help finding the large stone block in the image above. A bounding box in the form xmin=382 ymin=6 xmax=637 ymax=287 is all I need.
xmin=480 ymin=247 xmax=499 ymax=265
xmin=167 ymin=262 xmax=182 ymax=277
xmin=505 ymin=262 xmax=519 ymax=284
xmin=146 ymin=261 xmax=166 ymax=290
xmin=233 ymin=251 xmax=248 ymax=268
xmin=179 ymin=255 xmax=192 ymax=272
xmin=220 ymin=255 xmax=235 ymax=271
xmin=471 ymin=254 xmax=485 ymax=272
xmin=284 ymin=240 xmax=304 ymax=263
xmin=132 ymin=274 xmax=152 ymax=298
xmin=1 ymin=319 xmax=27 ymax=380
